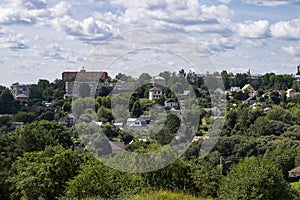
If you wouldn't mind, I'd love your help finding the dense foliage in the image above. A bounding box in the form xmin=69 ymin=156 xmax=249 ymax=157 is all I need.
xmin=1 ymin=71 xmax=300 ymax=199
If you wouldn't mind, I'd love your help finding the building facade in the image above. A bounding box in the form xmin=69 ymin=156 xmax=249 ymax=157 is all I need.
xmin=62 ymin=67 xmax=108 ymax=81
xmin=10 ymin=83 xmax=31 ymax=102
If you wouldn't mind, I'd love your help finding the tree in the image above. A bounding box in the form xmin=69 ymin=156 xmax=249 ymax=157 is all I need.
xmin=64 ymin=158 xmax=145 ymax=199
xmin=97 ymin=86 xmax=110 ymax=97
xmin=8 ymin=145 xmax=83 ymax=200
xmin=97 ymin=106 xmax=113 ymax=123
xmin=78 ymin=83 xmax=91 ymax=98
xmin=131 ymin=101 xmax=143 ymax=118
xmin=218 ymin=157 xmax=294 ymax=200
xmin=13 ymin=112 xmax=35 ymax=123
xmin=0 ymin=89 xmax=19 ymax=114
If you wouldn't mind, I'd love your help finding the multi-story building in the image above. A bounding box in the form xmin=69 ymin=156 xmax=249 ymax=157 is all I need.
xmin=62 ymin=67 xmax=108 ymax=81
xmin=10 ymin=83 xmax=31 ymax=102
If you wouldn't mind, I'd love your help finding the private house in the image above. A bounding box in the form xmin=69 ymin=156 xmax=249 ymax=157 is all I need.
xmin=113 ymin=122 xmax=123 ymax=130
xmin=10 ymin=122 xmax=24 ymax=130
xmin=109 ymin=141 xmax=125 ymax=151
xmin=126 ymin=118 xmax=147 ymax=127
xmin=288 ymin=166 xmax=300 ymax=182
xmin=214 ymin=88 xmax=225 ymax=95
xmin=230 ymin=86 xmax=241 ymax=92
xmin=149 ymin=87 xmax=162 ymax=100
xmin=111 ymin=81 xmax=134 ymax=95
xmin=243 ymin=96 xmax=256 ymax=105
xmin=165 ymin=99 xmax=179 ymax=108
xmin=181 ymin=90 xmax=191 ymax=99
xmin=242 ymin=84 xmax=255 ymax=95
xmin=203 ymin=107 xmax=221 ymax=115
xmin=59 ymin=114 xmax=76 ymax=127
xmin=286 ymin=89 xmax=300 ymax=98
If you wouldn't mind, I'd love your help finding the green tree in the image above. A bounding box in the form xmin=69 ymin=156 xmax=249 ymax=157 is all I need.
xmin=97 ymin=106 xmax=114 ymax=123
xmin=131 ymin=101 xmax=143 ymax=118
xmin=13 ymin=112 xmax=35 ymax=123
xmin=0 ymin=89 xmax=19 ymax=114
xmin=8 ymin=145 xmax=83 ymax=200
xmin=218 ymin=157 xmax=294 ymax=200
xmin=64 ymin=158 xmax=146 ymax=199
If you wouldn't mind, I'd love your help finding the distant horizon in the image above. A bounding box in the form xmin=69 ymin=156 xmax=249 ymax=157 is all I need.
xmin=2 ymin=66 xmax=299 ymax=88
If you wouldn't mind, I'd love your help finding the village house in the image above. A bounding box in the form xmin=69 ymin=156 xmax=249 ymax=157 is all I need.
xmin=165 ymin=99 xmax=179 ymax=108
xmin=286 ymin=88 xmax=300 ymax=98
xmin=126 ymin=118 xmax=147 ymax=127
xmin=58 ymin=114 xmax=76 ymax=127
xmin=149 ymin=87 xmax=162 ymax=100
xmin=242 ymin=84 xmax=255 ymax=96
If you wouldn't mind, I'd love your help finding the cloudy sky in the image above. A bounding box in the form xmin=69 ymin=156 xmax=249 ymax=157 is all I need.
xmin=0 ymin=0 xmax=300 ymax=86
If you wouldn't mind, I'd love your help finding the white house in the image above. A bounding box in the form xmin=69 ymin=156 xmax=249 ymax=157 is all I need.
xmin=242 ymin=84 xmax=255 ymax=93
xmin=165 ymin=99 xmax=179 ymax=108
xmin=126 ymin=118 xmax=147 ymax=127
xmin=230 ymin=87 xmax=241 ymax=92
xmin=149 ymin=87 xmax=162 ymax=100
xmin=286 ymin=89 xmax=299 ymax=98
xmin=113 ymin=122 xmax=123 ymax=130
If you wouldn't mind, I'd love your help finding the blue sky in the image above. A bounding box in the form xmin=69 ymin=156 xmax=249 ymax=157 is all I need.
xmin=1 ymin=0 xmax=300 ymax=86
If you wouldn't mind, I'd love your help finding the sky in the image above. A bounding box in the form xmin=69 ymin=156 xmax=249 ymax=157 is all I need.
xmin=1 ymin=0 xmax=300 ymax=86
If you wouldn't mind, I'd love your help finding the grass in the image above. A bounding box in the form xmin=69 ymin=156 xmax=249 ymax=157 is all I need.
xmin=85 ymin=190 xmax=214 ymax=200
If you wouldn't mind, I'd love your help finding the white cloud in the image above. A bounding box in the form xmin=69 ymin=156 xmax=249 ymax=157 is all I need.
xmin=219 ymin=0 xmax=232 ymax=4
xmin=51 ymin=15 xmax=116 ymax=43
xmin=270 ymin=18 xmax=300 ymax=39
xmin=282 ymin=45 xmax=300 ymax=56
xmin=243 ymin=0 xmax=300 ymax=6
xmin=236 ymin=20 xmax=270 ymax=38
xmin=50 ymin=1 xmax=72 ymax=17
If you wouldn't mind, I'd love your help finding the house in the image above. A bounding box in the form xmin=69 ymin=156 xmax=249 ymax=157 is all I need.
xmin=203 ymin=107 xmax=221 ymax=115
xmin=150 ymin=76 xmax=166 ymax=86
xmin=91 ymin=120 xmax=103 ymax=126
xmin=113 ymin=122 xmax=123 ymax=130
xmin=230 ymin=87 xmax=241 ymax=92
xmin=242 ymin=84 xmax=255 ymax=95
xmin=181 ymin=90 xmax=191 ymax=99
xmin=149 ymin=87 xmax=162 ymax=100
xmin=59 ymin=114 xmax=76 ymax=127
xmin=243 ymin=96 xmax=256 ymax=105
xmin=126 ymin=118 xmax=147 ymax=127
xmin=288 ymin=166 xmax=300 ymax=182
xmin=263 ymin=107 xmax=272 ymax=112
xmin=10 ymin=83 xmax=31 ymax=100
xmin=165 ymin=99 xmax=179 ymax=108
xmin=286 ymin=89 xmax=300 ymax=98
xmin=111 ymin=81 xmax=134 ymax=95
xmin=214 ymin=88 xmax=225 ymax=95
xmin=109 ymin=141 xmax=125 ymax=151
xmin=10 ymin=122 xmax=24 ymax=130
xmin=15 ymin=93 xmax=29 ymax=103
